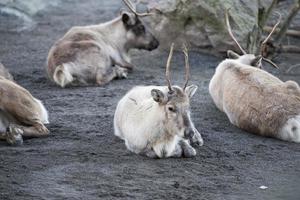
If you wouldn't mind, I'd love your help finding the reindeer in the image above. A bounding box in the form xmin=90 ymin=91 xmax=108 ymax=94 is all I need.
xmin=114 ymin=44 xmax=203 ymax=158
xmin=0 ymin=63 xmax=49 ymax=145
xmin=209 ymin=11 xmax=300 ymax=143
xmin=47 ymin=0 xmax=159 ymax=88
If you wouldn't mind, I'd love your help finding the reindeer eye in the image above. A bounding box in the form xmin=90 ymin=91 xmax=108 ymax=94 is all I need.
xmin=133 ymin=24 xmax=145 ymax=35
xmin=168 ymin=106 xmax=176 ymax=112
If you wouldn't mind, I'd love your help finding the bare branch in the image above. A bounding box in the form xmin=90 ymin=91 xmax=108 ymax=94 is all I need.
xmin=259 ymin=0 xmax=279 ymax=28
xmin=166 ymin=43 xmax=175 ymax=92
xmin=286 ymin=63 xmax=300 ymax=73
xmin=263 ymin=27 xmax=300 ymax=38
xmin=274 ymin=0 xmax=300 ymax=44
xmin=281 ymin=45 xmax=300 ymax=53
xmin=225 ymin=9 xmax=247 ymax=55
xmin=182 ymin=44 xmax=190 ymax=90
xmin=262 ymin=12 xmax=282 ymax=45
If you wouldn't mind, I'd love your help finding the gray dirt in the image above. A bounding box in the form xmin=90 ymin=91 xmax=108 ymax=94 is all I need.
xmin=0 ymin=0 xmax=299 ymax=200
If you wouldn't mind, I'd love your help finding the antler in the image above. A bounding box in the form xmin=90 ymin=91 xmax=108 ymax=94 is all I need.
xmin=225 ymin=9 xmax=247 ymax=55
xmin=122 ymin=0 xmax=153 ymax=17
xmin=260 ymin=12 xmax=282 ymax=56
xmin=261 ymin=12 xmax=282 ymax=46
xmin=182 ymin=44 xmax=190 ymax=90
xmin=259 ymin=12 xmax=282 ymax=69
xmin=166 ymin=43 xmax=175 ymax=92
xmin=262 ymin=57 xmax=279 ymax=69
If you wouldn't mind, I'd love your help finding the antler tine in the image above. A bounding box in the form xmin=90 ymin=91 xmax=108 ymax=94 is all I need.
xmin=225 ymin=9 xmax=247 ymax=55
xmin=166 ymin=43 xmax=175 ymax=92
xmin=122 ymin=0 xmax=153 ymax=17
xmin=182 ymin=43 xmax=190 ymax=90
xmin=261 ymin=12 xmax=282 ymax=45
xmin=259 ymin=12 xmax=281 ymax=68
xmin=262 ymin=57 xmax=280 ymax=69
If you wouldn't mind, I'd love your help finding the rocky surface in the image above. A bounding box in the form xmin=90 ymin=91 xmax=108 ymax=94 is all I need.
xmin=145 ymin=0 xmax=300 ymax=54
xmin=0 ymin=0 xmax=299 ymax=200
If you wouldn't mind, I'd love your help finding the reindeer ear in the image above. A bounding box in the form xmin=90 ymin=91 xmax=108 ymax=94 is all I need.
xmin=151 ymin=89 xmax=167 ymax=104
xmin=185 ymin=85 xmax=198 ymax=98
xmin=227 ymin=50 xmax=240 ymax=59
xmin=122 ymin=12 xmax=135 ymax=26
xmin=250 ymin=55 xmax=262 ymax=67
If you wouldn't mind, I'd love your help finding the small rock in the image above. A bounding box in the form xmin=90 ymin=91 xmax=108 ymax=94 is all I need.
xmin=259 ymin=185 xmax=268 ymax=190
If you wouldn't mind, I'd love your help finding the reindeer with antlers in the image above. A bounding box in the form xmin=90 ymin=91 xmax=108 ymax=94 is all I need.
xmin=209 ymin=11 xmax=300 ymax=142
xmin=47 ymin=0 xmax=159 ymax=87
xmin=114 ymin=44 xmax=203 ymax=158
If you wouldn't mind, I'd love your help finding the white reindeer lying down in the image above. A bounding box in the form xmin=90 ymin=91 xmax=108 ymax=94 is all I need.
xmin=0 ymin=63 xmax=49 ymax=145
xmin=209 ymin=12 xmax=300 ymax=143
xmin=47 ymin=0 xmax=159 ymax=88
xmin=114 ymin=44 xmax=203 ymax=158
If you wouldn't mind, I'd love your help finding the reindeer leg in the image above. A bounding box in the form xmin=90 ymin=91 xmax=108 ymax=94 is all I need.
xmin=96 ymin=67 xmax=128 ymax=86
xmin=189 ymin=128 xmax=204 ymax=147
xmin=170 ymin=143 xmax=183 ymax=158
xmin=139 ymin=148 xmax=158 ymax=159
xmin=19 ymin=123 xmax=49 ymax=138
xmin=179 ymin=139 xmax=196 ymax=158
xmin=111 ymin=54 xmax=134 ymax=70
xmin=6 ymin=123 xmax=49 ymax=141
xmin=5 ymin=126 xmax=24 ymax=146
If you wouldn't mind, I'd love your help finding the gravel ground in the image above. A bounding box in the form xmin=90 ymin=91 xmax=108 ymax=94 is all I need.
xmin=0 ymin=0 xmax=299 ymax=199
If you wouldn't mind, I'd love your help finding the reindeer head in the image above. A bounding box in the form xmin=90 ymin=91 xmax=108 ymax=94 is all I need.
xmin=151 ymin=44 xmax=199 ymax=140
xmin=121 ymin=0 xmax=159 ymax=51
xmin=225 ymin=10 xmax=281 ymax=69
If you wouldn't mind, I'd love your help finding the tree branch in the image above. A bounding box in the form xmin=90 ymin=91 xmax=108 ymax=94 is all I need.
xmin=274 ymin=0 xmax=300 ymax=44
xmin=264 ymin=26 xmax=300 ymax=38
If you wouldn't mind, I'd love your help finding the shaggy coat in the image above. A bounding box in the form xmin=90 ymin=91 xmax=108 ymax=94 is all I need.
xmin=114 ymin=85 xmax=203 ymax=158
xmin=209 ymin=54 xmax=300 ymax=142
xmin=0 ymin=64 xmax=49 ymax=145
xmin=47 ymin=12 xmax=159 ymax=87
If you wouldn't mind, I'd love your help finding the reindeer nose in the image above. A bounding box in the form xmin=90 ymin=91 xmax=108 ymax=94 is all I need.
xmin=148 ymin=38 xmax=159 ymax=50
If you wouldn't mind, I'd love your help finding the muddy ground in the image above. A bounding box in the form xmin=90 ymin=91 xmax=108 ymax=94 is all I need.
xmin=0 ymin=0 xmax=299 ymax=200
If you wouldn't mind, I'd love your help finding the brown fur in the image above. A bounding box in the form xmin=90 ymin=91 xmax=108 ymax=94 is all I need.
xmin=210 ymin=59 xmax=300 ymax=138
xmin=46 ymin=12 xmax=159 ymax=87
xmin=0 ymin=77 xmax=43 ymax=126
xmin=0 ymin=77 xmax=49 ymax=144
xmin=47 ymin=39 xmax=101 ymax=77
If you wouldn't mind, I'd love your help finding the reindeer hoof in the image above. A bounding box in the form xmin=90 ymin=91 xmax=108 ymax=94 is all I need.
xmin=35 ymin=124 xmax=50 ymax=136
xmin=116 ymin=67 xmax=128 ymax=79
xmin=190 ymin=133 xmax=204 ymax=147
xmin=183 ymin=146 xmax=196 ymax=158
xmin=6 ymin=127 xmax=23 ymax=146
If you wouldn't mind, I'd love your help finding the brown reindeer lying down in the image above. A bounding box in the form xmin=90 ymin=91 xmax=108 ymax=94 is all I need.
xmin=209 ymin=12 xmax=300 ymax=143
xmin=0 ymin=63 xmax=49 ymax=145
xmin=47 ymin=0 xmax=159 ymax=88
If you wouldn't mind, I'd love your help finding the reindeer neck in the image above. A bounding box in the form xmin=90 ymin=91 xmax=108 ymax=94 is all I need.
xmin=92 ymin=16 xmax=128 ymax=53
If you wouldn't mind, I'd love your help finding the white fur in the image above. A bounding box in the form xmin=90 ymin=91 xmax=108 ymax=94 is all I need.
xmin=0 ymin=110 xmax=11 ymax=133
xmin=34 ymin=98 xmax=49 ymax=124
xmin=210 ymin=54 xmax=300 ymax=143
xmin=114 ymin=86 xmax=183 ymax=158
xmin=53 ymin=64 xmax=74 ymax=88
xmin=279 ymin=115 xmax=300 ymax=143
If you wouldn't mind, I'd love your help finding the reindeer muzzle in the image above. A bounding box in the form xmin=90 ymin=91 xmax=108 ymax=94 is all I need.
xmin=147 ymin=38 xmax=159 ymax=51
